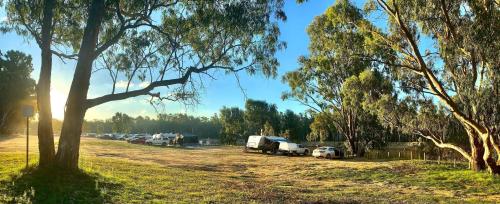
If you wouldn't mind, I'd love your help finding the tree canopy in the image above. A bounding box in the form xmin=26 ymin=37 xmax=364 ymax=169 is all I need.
xmin=0 ymin=50 xmax=35 ymax=134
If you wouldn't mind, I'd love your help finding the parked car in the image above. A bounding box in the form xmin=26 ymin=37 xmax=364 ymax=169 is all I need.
xmin=146 ymin=133 xmax=176 ymax=146
xmin=245 ymin=135 xmax=288 ymax=154
xmin=82 ymin=133 xmax=97 ymax=137
xmin=278 ymin=142 xmax=310 ymax=156
xmin=312 ymin=146 xmax=344 ymax=159
xmin=128 ymin=136 xmax=146 ymax=144
xmin=98 ymin=133 xmax=114 ymax=140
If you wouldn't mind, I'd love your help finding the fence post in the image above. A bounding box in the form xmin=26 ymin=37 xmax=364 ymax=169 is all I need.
xmin=387 ymin=151 xmax=390 ymax=158
xmin=453 ymin=158 xmax=456 ymax=167
xmin=398 ymin=152 xmax=401 ymax=159
xmin=438 ymin=155 xmax=440 ymax=164
xmin=423 ymin=152 xmax=426 ymax=161
xmin=410 ymin=151 xmax=413 ymax=160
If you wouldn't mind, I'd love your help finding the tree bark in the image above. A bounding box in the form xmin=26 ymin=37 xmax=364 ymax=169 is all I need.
xmin=481 ymin=132 xmax=500 ymax=174
xmin=37 ymin=0 xmax=56 ymax=167
xmin=469 ymin=132 xmax=486 ymax=171
xmin=55 ymin=0 xmax=105 ymax=170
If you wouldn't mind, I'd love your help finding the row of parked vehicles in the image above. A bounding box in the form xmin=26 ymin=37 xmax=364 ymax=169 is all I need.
xmin=84 ymin=132 xmax=186 ymax=146
xmin=245 ymin=135 xmax=344 ymax=159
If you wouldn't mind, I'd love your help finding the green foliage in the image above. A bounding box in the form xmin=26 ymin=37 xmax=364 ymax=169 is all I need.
xmin=280 ymin=109 xmax=311 ymax=142
xmin=0 ymin=50 xmax=35 ymax=134
xmin=262 ymin=121 xmax=275 ymax=136
xmin=219 ymin=107 xmax=245 ymax=144
xmin=283 ymin=1 xmax=395 ymax=154
xmin=244 ymin=99 xmax=280 ymax=136
xmin=2 ymin=0 xmax=289 ymax=114
xmin=111 ymin=112 xmax=133 ymax=134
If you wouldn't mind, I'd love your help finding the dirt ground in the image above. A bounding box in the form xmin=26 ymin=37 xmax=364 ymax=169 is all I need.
xmin=1 ymin=134 xmax=499 ymax=203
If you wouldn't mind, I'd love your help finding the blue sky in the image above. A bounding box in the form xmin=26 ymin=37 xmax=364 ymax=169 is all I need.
xmin=0 ymin=1 xmax=339 ymax=120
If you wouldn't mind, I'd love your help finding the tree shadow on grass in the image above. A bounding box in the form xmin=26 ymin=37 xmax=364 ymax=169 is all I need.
xmin=5 ymin=166 xmax=123 ymax=204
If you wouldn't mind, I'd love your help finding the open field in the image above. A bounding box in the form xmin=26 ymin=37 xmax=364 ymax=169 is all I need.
xmin=1 ymin=135 xmax=499 ymax=203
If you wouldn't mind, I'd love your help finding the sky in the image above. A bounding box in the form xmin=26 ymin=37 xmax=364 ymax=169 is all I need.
xmin=0 ymin=0 xmax=341 ymax=120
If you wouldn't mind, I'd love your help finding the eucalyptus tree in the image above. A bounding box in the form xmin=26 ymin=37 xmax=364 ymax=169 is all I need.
xmin=360 ymin=0 xmax=500 ymax=173
xmin=219 ymin=107 xmax=245 ymax=145
xmin=244 ymin=99 xmax=281 ymax=136
xmin=282 ymin=0 xmax=393 ymax=155
xmin=0 ymin=51 xmax=35 ymax=134
xmin=3 ymin=0 xmax=60 ymax=166
xmin=5 ymin=0 xmax=287 ymax=170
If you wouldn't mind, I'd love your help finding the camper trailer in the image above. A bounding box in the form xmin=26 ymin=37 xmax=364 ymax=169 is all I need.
xmin=245 ymin=135 xmax=288 ymax=154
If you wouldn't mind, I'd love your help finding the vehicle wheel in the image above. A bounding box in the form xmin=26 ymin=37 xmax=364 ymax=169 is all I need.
xmin=262 ymin=150 xmax=267 ymax=154
xmin=304 ymin=150 xmax=309 ymax=156
xmin=271 ymin=148 xmax=277 ymax=155
xmin=162 ymin=142 xmax=167 ymax=146
xmin=326 ymin=154 xmax=332 ymax=159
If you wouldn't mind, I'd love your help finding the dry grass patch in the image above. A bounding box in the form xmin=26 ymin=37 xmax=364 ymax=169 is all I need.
xmin=1 ymin=135 xmax=499 ymax=203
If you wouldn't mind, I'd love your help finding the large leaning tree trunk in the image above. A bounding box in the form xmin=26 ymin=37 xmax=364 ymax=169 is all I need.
xmin=373 ymin=0 xmax=499 ymax=174
xmin=55 ymin=0 xmax=104 ymax=170
xmin=36 ymin=0 xmax=56 ymax=167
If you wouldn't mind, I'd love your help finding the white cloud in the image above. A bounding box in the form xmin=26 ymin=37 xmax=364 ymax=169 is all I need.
xmin=115 ymin=80 xmax=133 ymax=88
xmin=138 ymin=81 xmax=150 ymax=88
xmin=0 ymin=16 xmax=7 ymax=23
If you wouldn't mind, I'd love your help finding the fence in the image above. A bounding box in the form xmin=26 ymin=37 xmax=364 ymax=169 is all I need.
xmin=363 ymin=148 xmax=469 ymax=167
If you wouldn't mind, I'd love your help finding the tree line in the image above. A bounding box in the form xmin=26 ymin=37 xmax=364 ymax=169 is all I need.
xmin=80 ymin=99 xmax=313 ymax=145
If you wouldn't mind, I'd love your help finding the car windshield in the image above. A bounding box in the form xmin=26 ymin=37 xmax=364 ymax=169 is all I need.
xmin=318 ymin=147 xmax=326 ymax=150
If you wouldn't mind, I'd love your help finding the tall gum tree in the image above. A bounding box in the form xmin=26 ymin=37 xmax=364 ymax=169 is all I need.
xmin=3 ymin=0 xmax=62 ymax=166
xmin=282 ymin=0 xmax=394 ymax=156
xmin=30 ymin=0 xmax=285 ymax=170
xmin=362 ymin=0 xmax=500 ymax=174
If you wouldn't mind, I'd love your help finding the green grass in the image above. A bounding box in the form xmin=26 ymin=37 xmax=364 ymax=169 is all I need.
xmin=1 ymin=136 xmax=499 ymax=203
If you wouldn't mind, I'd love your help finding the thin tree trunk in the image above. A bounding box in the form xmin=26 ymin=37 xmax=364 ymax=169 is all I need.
xmin=37 ymin=0 xmax=56 ymax=167
xmin=55 ymin=0 xmax=105 ymax=170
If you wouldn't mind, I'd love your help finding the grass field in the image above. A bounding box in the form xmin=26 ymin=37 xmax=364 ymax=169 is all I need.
xmin=1 ymin=135 xmax=499 ymax=203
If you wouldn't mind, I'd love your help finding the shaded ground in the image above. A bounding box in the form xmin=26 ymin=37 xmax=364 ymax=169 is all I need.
xmin=0 ymin=135 xmax=499 ymax=203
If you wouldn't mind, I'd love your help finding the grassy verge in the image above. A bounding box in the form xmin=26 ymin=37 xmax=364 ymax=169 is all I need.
xmin=1 ymin=137 xmax=499 ymax=203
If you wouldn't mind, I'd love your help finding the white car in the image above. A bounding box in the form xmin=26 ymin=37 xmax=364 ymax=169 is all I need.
xmin=146 ymin=133 xmax=176 ymax=146
xmin=278 ymin=142 xmax=310 ymax=156
xmin=312 ymin=146 xmax=344 ymax=159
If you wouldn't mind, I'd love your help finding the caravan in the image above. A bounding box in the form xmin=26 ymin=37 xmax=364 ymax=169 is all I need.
xmin=245 ymin=135 xmax=288 ymax=154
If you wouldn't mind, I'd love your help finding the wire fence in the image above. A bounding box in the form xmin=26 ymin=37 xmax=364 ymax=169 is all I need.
xmin=363 ymin=149 xmax=470 ymax=168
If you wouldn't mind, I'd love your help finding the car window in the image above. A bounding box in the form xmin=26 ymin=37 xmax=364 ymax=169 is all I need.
xmin=319 ymin=147 xmax=326 ymax=150
xmin=328 ymin=148 xmax=335 ymax=151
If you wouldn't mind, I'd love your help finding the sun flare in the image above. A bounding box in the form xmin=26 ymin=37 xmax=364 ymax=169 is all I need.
xmin=50 ymin=88 xmax=67 ymax=120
